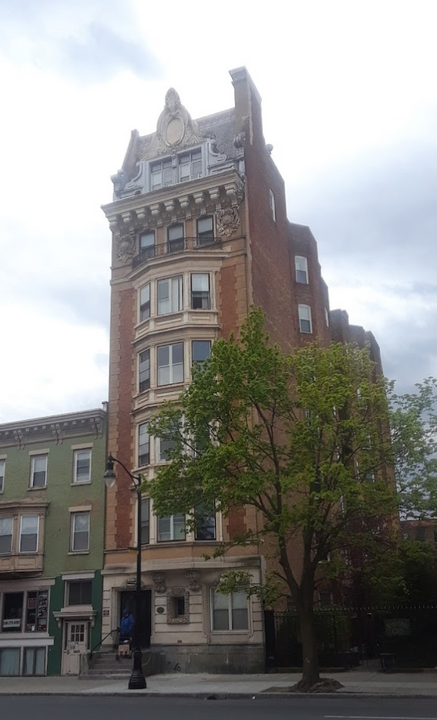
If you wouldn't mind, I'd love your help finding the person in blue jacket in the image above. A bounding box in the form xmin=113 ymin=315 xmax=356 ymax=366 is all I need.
xmin=120 ymin=609 xmax=135 ymax=640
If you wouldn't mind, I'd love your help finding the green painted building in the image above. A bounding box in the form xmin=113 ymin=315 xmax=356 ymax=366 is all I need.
xmin=0 ymin=407 xmax=107 ymax=676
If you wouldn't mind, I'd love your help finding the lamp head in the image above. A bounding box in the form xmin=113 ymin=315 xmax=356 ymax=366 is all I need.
xmin=104 ymin=455 xmax=116 ymax=489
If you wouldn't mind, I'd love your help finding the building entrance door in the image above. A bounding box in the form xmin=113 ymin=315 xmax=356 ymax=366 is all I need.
xmin=62 ymin=621 xmax=89 ymax=675
xmin=120 ymin=590 xmax=151 ymax=648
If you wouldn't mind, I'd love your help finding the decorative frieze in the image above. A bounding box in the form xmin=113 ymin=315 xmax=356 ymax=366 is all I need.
xmin=115 ymin=231 xmax=136 ymax=262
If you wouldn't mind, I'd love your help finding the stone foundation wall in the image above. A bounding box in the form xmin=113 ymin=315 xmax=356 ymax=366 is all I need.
xmin=152 ymin=643 xmax=265 ymax=674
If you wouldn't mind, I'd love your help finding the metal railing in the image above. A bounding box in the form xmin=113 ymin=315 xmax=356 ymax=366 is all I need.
xmin=89 ymin=627 xmax=119 ymax=658
xmin=132 ymin=237 xmax=222 ymax=268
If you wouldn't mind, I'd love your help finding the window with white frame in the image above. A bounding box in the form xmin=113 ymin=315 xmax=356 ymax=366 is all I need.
xmin=139 ymin=350 xmax=150 ymax=392
xmin=73 ymin=450 xmax=91 ymax=484
xmin=192 ymin=340 xmax=211 ymax=366
xmin=0 ymin=460 xmax=4 ymax=493
xmin=324 ymin=307 xmax=330 ymax=327
xmin=139 ymin=231 xmax=155 ymax=260
xmin=295 ymin=256 xmax=309 ymax=284
xmin=157 ymin=275 xmax=183 ymax=315
xmin=0 ymin=517 xmax=13 ymax=554
xmin=70 ymin=512 xmax=90 ymax=552
xmin=191 ymin=274 xmax=211 ymax=310
xmin=139 ymin=284 xmax=150 ymax=322
xmin=157 ymin=434 xmax=176 ymax=463
xmin=30 ymin=455 xmax=47 ymax=488
xmin=269 ymin=189 xmax=276 ymax=222
xmin=298 ymin=304 xmax=312 ymax=333
xmin=157 ymin=342 xmax=184 ymax=386
xmin=167 ymin=224 xmax=184 ymax=253
xmin=196 ymin=216 xmax=214 ymax=246
xmin=19 ymin=515 xmax=39 ymax=553
xmin=138 ymin=423 xmax=150 ymax=467
xmin=211 ymin=589 xmax=248 ymax=631
xmin=179 ymin=149 xmax=202 ymax=182
xmin=157 ymin=514 xmax=185 ymax=542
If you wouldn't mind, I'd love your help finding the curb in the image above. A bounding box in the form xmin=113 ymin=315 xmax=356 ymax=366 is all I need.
xmin=0 ymin=691 xmax=437 ymax=700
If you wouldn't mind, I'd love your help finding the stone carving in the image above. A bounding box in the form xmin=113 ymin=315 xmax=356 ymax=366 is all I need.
xmin=115 ymin=231 xmax=136 ymax=262
xmin=185 ymin=570 xmax=201 ymax=592
xmin=111 ymin=169 xmax=127 ymax=198
xmin=216 ymin=206 xmax=240 ymax=237
xmin=152 ymin=572 xmax=166 ymax=594
xmin=139 ymin=88 xmax=211 ymax=160
xmin=167 ymin=587 xmax=190 ymax=625
xmin=122 ymin=577 xmax=146 ymax=590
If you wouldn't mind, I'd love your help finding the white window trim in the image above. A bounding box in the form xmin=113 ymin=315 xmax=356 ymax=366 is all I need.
xmin=298 ymin=304 xmax=313 ymax=334
xmin=269 ymin=188 xmax=276 ymax=222
xmin=0 ymin=516 xmax=13 ymax=554
xmin=157 ymin=275 xmax=183 ymax=316
xmin=157 ymin=514 xmax=185 ymax=542
xmin=30 ymin=455 xmax=48 ymax=489
xmin=295 ymin=255 xmax=309 ymax=284
xmin=73 ymin=448 xmax=92 ymax=485
xmin=19 ymin=515 xmax=39 ymax=554
xmin=210 ymin=588 xmax=249 ymax=632
xmin=157 ymin=342 xmax=184 ymax=386
xmin=138 ymin=422 xmax=150 ymax=467
xmin=70 ymin=511 xmax=90 ymax=553
xmin=139 ymin=282 xmax=151 ymax=322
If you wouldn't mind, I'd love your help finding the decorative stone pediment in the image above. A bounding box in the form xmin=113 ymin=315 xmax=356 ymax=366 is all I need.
xmin=139 ymin=89 xmax=211 ymax=160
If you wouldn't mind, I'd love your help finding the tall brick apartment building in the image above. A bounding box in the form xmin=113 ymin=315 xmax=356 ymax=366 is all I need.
xmin=100 ymin=68 xmax=381 ymax=673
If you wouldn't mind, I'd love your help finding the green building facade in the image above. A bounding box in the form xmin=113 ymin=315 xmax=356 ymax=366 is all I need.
xmin=0 ymin=408 xmax=107 ymax=676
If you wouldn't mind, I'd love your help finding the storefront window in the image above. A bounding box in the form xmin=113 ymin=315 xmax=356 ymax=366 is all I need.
xmin=26 ymin=591 xmax=48 ymax=632
xmin=2 ymin=593 xmax=23 ymax=632
xmin=23 ymin=647 xmax=45 ymax=676
xmin=0 ymin=648 xmax=20 ymax=676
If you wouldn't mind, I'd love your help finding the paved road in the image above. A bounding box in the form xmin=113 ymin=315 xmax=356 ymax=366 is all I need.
xmin=1 ymin=696 xmax=437 ymax=720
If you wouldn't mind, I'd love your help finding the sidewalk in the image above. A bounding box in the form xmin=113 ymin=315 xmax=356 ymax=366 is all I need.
xmin=0 ymin=671 xmax=437 ymax=697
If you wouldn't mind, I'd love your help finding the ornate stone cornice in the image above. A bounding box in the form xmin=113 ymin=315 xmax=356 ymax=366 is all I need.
xmin=0 ymin=409 xmax=106 ymax=449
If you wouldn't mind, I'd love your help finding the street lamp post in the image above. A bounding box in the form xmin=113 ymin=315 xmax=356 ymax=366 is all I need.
xmin=104 ymin=453 xmax=147 ymax=690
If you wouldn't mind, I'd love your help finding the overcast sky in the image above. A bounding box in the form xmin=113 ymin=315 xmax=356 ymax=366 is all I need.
xmin=1 ymin=0 xmax=436 ymax=422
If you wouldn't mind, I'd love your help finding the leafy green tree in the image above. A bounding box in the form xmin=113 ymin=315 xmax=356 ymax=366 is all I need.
xmin=147 ymin=308 xmax=434 ymax=689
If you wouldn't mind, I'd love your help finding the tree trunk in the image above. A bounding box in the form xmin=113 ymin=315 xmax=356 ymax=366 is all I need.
xmin=296 ymin=606 xmax=320 ymax=690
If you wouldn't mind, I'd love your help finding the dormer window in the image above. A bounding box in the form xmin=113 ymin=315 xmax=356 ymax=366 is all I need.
xmin=179 ymin=150 xmax=202 ymax=182
xmin=151 ymin=158 xmax=174 ymax=190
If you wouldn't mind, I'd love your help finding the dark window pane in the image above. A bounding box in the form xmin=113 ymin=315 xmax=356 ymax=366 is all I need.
xmin=192 ymin=341 xmax=211 ymax=364
xmin=69 ymin=581 xmax=92 ymax=605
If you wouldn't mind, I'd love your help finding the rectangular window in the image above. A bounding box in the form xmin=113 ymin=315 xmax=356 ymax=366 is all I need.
xmin=19 ymin=515 xmax=39 ymax=553
xmin=23 ymin=647 xmax=45 ymax=676
xmin=179 ymin=149 xmax=202 ymax=182
xmin=138 ymin=423 xmax=150 ymax=467
xmin=30 ymin=455 xmax=47 ymax=488
xmin=157 ymin=342 xmax=184 ymax=386
xmin=139 ymin=231 xmax=155 ymax=260
xmin=74 ymin=449 xmax=91 ymax=484
xmin=191 ymin=273 xmax=211 ymax=310
xmin=0 ymin=517 xmax=13 ymax=554
xmin=2 ymin=593 xmax=23 ymax=632
xmin=157 ymin=275 xmax=183 ymax=315
xmin=139 ymin=350 xmax=150 ymax=392
xmin=151 ymin=158 xmax=174 ymax=190
xmin=167 ymin=224 xmax=184 ymax=253
xmin=295 ymin=256 xmax=309 ymax=284
xmin=140 ymin=498 xmax=150 ymax=545
xmin=194 ymin=501 xmax=216 ymax=541
xmin=269 ymin=189 xmax=276 ymax=222
xmin=68 ymin=581 xmax=92 ymax=606
xmin=0 ymin=460 xmax=5 ymax=493
xmin=196 ymin=216 xmax=214 ymax=246
xmin=139 ymin=284 xmax=150 ymax=322
xmin=192 ymin=340 xmax=211 ymax=365
xmin=298 ymin=304 xmax=312 ymax=333
xmin=211 ymin=589 xmax=248 ymax=631
xmin=325 ymin=307 xmax=330 ymax=327
xmin=157 ymin=435 xmax=176 ymax=462
xmin=71 ymin=512 xmax=90 ymax=552
xmin=157 ymin=514 xmax=185 ymax=542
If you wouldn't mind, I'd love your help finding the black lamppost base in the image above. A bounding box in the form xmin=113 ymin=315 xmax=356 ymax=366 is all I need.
xmin=128 ymin=650 xmax=147 ymax=689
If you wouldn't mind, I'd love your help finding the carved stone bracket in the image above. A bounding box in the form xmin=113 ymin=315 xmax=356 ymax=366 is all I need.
xmin=185 ymin=570 xmax=201 ymax=592
xmin=122 ymin=576 xmax=146 ymax=591
xmin=152 ymin=572 xmax=166 ymax=594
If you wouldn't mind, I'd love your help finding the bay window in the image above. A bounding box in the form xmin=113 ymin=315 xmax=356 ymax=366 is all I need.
xmin=157 ymin=342 xmax=184 ymax=386
xmin=191 ymin=274 xmax=211 ymax=310
xmin=157 ymin=275 xmax=183 ymax=315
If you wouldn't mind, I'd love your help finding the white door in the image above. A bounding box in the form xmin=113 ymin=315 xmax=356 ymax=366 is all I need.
xmin=62 ymin=621 xmax=88 ymax=675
